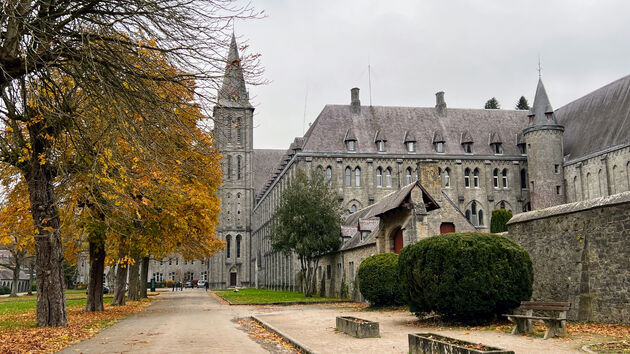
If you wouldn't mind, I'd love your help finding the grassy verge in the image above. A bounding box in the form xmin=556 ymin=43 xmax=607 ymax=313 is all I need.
xmin=0 ymin=290 xmax=155 ymax=353
xmin=215 ymin=288 xmax=345 ymax=304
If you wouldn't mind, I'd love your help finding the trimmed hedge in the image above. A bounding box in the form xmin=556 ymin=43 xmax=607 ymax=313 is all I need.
xmin=398 ymin=232 xmax=533 ymax=322
xmin=358 ymin=253 xmax=405 ymax=306
xmin=0 ymin=285 xmax=10 ymax=295
xmin=490 ymin=209 xmax=513 ymax=233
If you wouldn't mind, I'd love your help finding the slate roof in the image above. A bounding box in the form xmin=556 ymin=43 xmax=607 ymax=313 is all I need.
xmin=0 ymin=268 xmax=29 ymax=281
xmin=301 ymin=105 xmax=528 ymax=155
xmin=217 ymin=34 xmax=252 ymax=109
xmin=252 ymin=149 xmax=285 ymax=196
xmin=555 ymin=74 xmax=630 ymax=160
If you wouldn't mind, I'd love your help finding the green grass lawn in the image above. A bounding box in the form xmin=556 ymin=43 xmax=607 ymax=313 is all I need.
xmin=214 ymin=288 xmax=345 ymax=304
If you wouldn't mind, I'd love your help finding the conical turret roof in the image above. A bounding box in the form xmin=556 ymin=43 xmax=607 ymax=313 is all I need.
xmin=218 ymin=34 xmax=252 ymax=108
xmin=527 ymin=78 xmax=561 ymax=128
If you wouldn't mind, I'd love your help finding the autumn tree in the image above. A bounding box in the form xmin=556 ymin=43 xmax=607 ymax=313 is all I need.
xmin=0 ymin=169 xmax=34 ymax=297
xmin=484 ymin=97 xmax=501 ymax=109
xmin=269 ymin=170 xmax=342 ymax=297
xmin=0 ymin=1 xmax=260 ymax=326
xmin=516 ymin=96 xmax=530 ymax=110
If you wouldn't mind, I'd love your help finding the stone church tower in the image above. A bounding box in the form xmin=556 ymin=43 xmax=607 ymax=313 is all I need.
xmin=523 ymin=78 xmax=566 ymax=209
xmin=209 ymin=34 xmax=254 ymax=288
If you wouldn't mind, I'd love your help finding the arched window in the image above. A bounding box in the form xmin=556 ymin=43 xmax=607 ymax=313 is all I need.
xmin=226 ymin=235 xmax=232 ymax=258
xmin=236 ymin=235 xmax=241 ymax=258
xmin=573 ymin=176 xmax=579 ymax=201
xmin=405 ymin=167 xmax=412 ymax=185
xmin=473 ymin=168 xmax=479 ymax=188
xmin=586 ymin=172 xmax=591 ymax=199
xmin=385 ymin=168 xmax=392 ymax=187
xmin=227 ymin=155 xmax=232 ymax=180
xmin=237 ymin=155 xmax=242 ymax=180
xmin=478 ymin=209 xmax=484 ymax=226
xmin=470 ymin=201 xmax=479 ymax=226
xmin=493 ymin=168 xmax=499 ymax=188
xmin=464 ymin=168 xmax=471 ymax=188
xmin=351 ymin=204 xmax=357 ymax=213
xmin=520 ymin=168 xmax=527 ymax=189
xmin=376 ymin=167 xmax=383 ymax=187
xmin=444 ymin=168 xmax=450 ymax=187
xmin=611 ymin=165 xmax=617 ymax=194
xmin=227 ymin=118 xmax=232 ymax=142
xmin=236 ymin=117 xmax=242 ymax=144
xmin=345 ymin=167 xmax=351 ymax=187
xmin=316 ymin=166 xmax=323 ymax=180
xmin=500 ymin=201 xmax=506 ymax=209
xmin=502 ymin=169 xmax=508 ymax=188
xmin=326 ymin=166 xmax=332 ymax=186
xmin=598 ymin=169 xmax=605 ymax=197
xmin=355 ymin=167 xmax=361 ymax=187
xmin=465 ymin=210 xmax=471 ymax=222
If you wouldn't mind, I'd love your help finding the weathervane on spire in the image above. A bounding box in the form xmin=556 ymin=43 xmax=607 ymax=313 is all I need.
xmin=537 ymin=55 xmax=543 ymax=78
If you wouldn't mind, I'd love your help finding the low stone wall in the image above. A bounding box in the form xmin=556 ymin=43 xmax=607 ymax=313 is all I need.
xmin=507 ymin=192 xmax=630 ymax=323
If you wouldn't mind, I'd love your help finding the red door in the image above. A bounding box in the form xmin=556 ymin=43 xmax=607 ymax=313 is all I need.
xmin=440 ymin=222 xmax=455 ymax=234
xmin=393 ymin=229 xmax=403 ymax=254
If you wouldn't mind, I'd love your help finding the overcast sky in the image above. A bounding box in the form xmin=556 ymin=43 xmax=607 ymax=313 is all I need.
xmin=236 ymin=0 xmax=630 ymax=150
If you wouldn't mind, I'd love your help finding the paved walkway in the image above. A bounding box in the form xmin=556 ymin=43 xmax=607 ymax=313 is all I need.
xmin=61 ymin=290 xmax=266 ymax=354
xmin=61 ymin=290 xmax=596 ymax=354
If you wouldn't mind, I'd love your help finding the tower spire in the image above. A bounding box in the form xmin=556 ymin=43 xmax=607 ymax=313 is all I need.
xmin=218 ymin=33 xmax=252 ymax=108
xmin=526 ymin=78 xmax=560 ymax=128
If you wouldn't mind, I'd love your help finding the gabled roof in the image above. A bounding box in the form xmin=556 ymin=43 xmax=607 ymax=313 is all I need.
xmin=344 ymin=128 xmax=357 ymax=142
xmin=461 ymin=130 xmax=473 ymax=144
xmin=403 ymin=131 xmax=416 ymax=143
xmin=556 ymin=74 xmax=630 ymax=160
xmin=432 ymin=131 xmax=445 ymax=143
xmin=252 ymin=149 xmax=285 ymax=196
xmin=300 ymin=105 xmax=527 ymax=155
xmin=374 ymin=129 xmax=387 ymax=142
xmin=489 ymin=131 xmax=502 ymax=144
xmin=363 ymin=180 xmax=439 ymax=219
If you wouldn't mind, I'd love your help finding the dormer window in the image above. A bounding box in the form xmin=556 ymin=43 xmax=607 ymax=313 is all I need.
xmin=404 ymin=131 xmax=416 ymax=153
xmin=546 ymin=113 xmax=553 ymax=120
xmin=344 ymin=128 xmax=358 ymax=152
xmin=432 ymin=131 xmax=445 ymax=153
xmin=492 ymin=143 xmax=503 ymax=155
xmin=374 ymin=130 xmax=387 ymax=153
xmin=377 ymin=140 xmax=386 ymax=152
xmin=436 ymin=142 xmax=444 ymax=153
xmin=347 ymin=140 xmax=356 ymax=152
xmin=463 ymin=142 xmax=473 ymax=154
xmin=518 ymin=143 xmax=527 ymax=155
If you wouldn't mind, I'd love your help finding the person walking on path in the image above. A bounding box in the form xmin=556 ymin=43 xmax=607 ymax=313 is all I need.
xmin=204 ymin=281 xmax=209 ymax=292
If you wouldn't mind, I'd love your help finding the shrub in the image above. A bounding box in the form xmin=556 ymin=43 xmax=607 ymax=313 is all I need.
xmin=490 ymin=209 xmax=513 ymax=233
xmin=398 ymin=232 xmax=532 ymax=323
xmin=0 ymin=285 xmax=10 ymax=295
xmin=358 ymin=253 xmax=405 ymax=306
xmin=31 ymin=282 xmax=37 ymax=292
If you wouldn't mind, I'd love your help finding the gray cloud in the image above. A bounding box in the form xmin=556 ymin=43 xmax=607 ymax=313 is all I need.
xmin=236 ymin=0 xmax=630 ymax=149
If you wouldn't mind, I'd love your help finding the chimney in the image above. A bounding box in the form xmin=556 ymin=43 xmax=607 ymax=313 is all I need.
xmin=351 ymin=87 xmax=361 ymax=114
xmin=435 ymin=91 xmax=447 ymax=117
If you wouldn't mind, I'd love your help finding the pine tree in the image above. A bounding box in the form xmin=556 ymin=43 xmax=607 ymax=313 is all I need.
xmin=516 ymin=96 xmax=530 ymax=110
xmin=484 ymin=97 xmax=500 ymax=109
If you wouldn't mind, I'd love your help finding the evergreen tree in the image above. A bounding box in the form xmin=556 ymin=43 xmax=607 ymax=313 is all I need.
xmin=269 ymin=170 xmax=342 ymax=297
xmin=516 ymin=96 xmax=530 ymax=110
xmin=484 ymin=97 xmax=501 ymax=109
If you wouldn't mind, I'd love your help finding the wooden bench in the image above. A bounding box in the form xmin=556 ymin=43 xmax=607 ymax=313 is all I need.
xmin=503 ymin=301 xmax=570 ymax=339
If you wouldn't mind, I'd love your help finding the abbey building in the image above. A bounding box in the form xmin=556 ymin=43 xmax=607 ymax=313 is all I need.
xmin=206 ymin=37 xmax=630 ymax=291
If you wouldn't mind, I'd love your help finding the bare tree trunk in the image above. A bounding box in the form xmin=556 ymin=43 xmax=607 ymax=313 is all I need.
xmin=140 ymin=256 xmax=149 ymax=298
xmin=10 ymin=257 xmax=20 ymax=297
xmin=112 ymin=263 xmax=128 ymax=306
xmin=127 ymin=257 xmax=140 ymax=301
xmin=25 ymin=158 xmax=67 ymax=326
xmin=85 ymin=236 xmax=106 ymax=312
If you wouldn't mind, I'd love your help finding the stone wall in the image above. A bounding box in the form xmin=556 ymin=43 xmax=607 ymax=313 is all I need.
xmin=507 ymin=192 xmax=630 ymax=323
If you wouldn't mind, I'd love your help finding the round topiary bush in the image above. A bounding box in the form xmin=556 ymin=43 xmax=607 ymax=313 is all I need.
xmin=398 ymin=232 xmax=532 ymax=322
xmin=358 ymin=253 xmax=405 ymax=306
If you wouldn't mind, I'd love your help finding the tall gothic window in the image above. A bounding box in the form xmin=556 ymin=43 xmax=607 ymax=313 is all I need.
xmin=236 ymin=235 xmax=241 ymax=258
xmin=473 ymin=168 xmax=479 ymax=188
xmin=237 ymin=155 xmax=242 ymax=180
xmin=355 ymin=167 xmax=361 ymax=187
xmin=325 ymin=166 xmax=332 ymax=186
xmin=493 ymin=168 xmax=499 ymax=188
xmin=385 ymin=168 xmax=392 ymax=187
xmin=227 ymin=155 xmax=232 ymax=180
xmin=521 ymin=168 xmax=527 ymax=189
xmin=464 ymin=168 xmax=471 ymax=188
xmin=502 ymin=169 xmax=508 ymax=188
xmin=443 ymin=168 xmax=451 ymax=187
xmin=236 ymin=118 xmax=242 ymax=144
xmin=226 ymin=235 xmax=232 ymax=258
xmin=227 ymin=118 xmax=232 ymax=142
xmin=376 ymin=167 xmax=383 ymax=187
xmin=316 ymin=166 xmax=323 ymax=180
xmin=405 ymin=167 xmax=412 ymax=185
xmin=345 ymin=167 xmax=351 ymax=187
